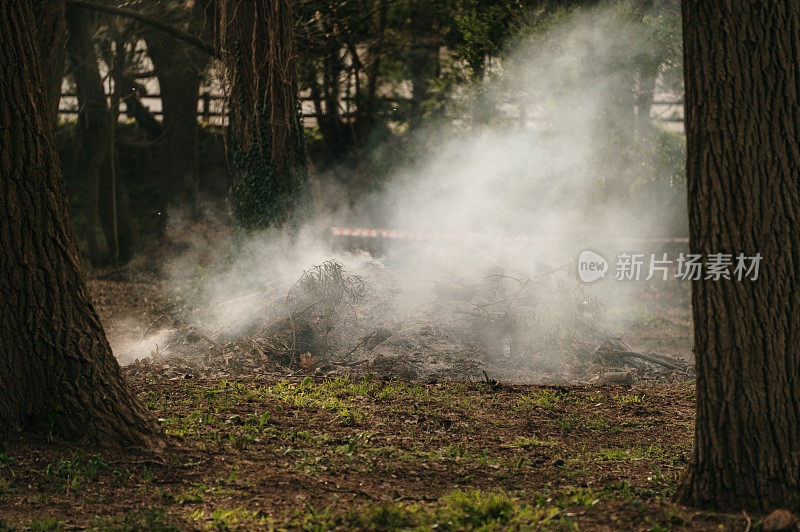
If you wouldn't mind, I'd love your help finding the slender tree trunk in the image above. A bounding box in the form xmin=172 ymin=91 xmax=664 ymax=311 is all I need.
xmin=99 ymin=169 xmax=139 ymax=264
xmin=221 ymin=0 xmax=309 ymax=231
xmin=634 ymin=61 xmax=658 ymax=133
xmin=97 ymin=39 xmax=139 ymax=264
xmin=0 ymin=1 xmax=160 ymax=446
xmin=407 ymin=1 xmax=439 ymax=129
xmin=66 ymin=6 xmax=108 ymax=265
xmin=357 ymin=0 xmax=389 ymax=145
xmin=321 ymin=47 xmax=348 ymax=152
xmin=675 ymin=1 xmax=800 ymax=511
xmin=309 ymin=33 xmax=352 ymax=160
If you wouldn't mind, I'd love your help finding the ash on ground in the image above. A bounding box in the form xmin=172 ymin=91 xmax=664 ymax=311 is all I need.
xmin=122 ymin=256 xmax=693 ymax=385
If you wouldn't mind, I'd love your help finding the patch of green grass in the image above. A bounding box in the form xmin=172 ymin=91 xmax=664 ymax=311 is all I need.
xmin=289 ymin=489 xmax=582 ymax=531
xmin=591 ymin=444 xmax=684 ymax=466
xmin=176 ymin=486 xmax=205 ymax=504
xmin=0 ymin=473 xmax=13 ymax=495
xmin=217 ymin=467 xmax=240 ymax=486
xmin=653 ymin=506 xmax=691 ymax=529
xmin=334 ymin=407 xmax=363 ymax=426
xmin=378 ymin=443 xmax=499 ymax=469
xmin=512 ymin=435 xmax=558 ymax=448
xmin=191 ymin=507 xmax=268 ymax=529
xmin=515 ymin=389 xmax=567 ymax=410
xmin=612 ymin=393 xmax=644 ymax=405
xmin=556 ymin=413 xmax=613 ymax=433
xmin=345 ymin=500 xmax=425 ymax=530
xmin=92 ymin=508 xmax=180 ymax=531
xmin=26 ymin=517 xmax=63 ymax=531
xmin=335 ymin=432 xmax=369 ymax=459
xmin=602 ymin=474 xmax=679 ymax=503
xmin=438 ymin=489 xmax=520 ymax=529
xmin=0 ymin=445 xmax=13 ymax=467
xmin=43 ymin=453 xmax=107 ymax=493
xmin=292 ymin=451 xmax=334 ymax=474
xmin=137 ymin=389 xmax=167 ymax=410
xmin=265 ymin=379 xmax=370 ymax=426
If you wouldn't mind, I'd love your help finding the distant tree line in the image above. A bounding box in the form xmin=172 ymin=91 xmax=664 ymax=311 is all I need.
xmin=53 ymin=0 xmax=681 ymax=265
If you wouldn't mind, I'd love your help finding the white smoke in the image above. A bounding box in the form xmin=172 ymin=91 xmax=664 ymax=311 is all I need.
xmin=118 ymin=5 xmax=687 ymax=376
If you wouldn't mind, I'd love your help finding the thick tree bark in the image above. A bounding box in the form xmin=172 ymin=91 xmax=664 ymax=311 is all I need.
xmin=675 ymin=2 xmax=800 ymax=511
xmin=221 ymin=0 xmax=309 ymax=231
xmin=33 ymin=0 xmax=67 ymax=125
xmin=0 ymin=1 xmax=161 ymax=446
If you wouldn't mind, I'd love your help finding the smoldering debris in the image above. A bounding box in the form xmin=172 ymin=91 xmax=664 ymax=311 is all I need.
xmin=120 ymin=7 xmax=692 ymax=386
xmin=122 ymin=258 xmax=692 ymax=384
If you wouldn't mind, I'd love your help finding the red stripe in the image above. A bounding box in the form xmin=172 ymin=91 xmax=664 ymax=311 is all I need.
xmin=329 ymin=227 xmax=689 ymax=244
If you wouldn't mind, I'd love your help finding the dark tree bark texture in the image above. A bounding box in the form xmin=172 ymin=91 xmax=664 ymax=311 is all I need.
xmin=0 ymin=1 xmax=160 ymax=446
xmin=676 ymin=1 xmax=800 ymax=511
xmin=221 ymin=0 xmax=309 ymax=231
xmin=33 ymin=0 xmax=67 ymax=125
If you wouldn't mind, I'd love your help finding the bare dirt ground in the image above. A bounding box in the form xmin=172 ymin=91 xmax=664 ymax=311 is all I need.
xmin=0 ymin=272 xmax=745 ymax=532
xmin=602 ymin=277 xmax=693 ymax=361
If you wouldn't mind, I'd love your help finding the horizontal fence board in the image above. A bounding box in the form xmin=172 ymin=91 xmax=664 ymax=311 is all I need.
xmin=58 ymin=92 xmax=684 ymax=124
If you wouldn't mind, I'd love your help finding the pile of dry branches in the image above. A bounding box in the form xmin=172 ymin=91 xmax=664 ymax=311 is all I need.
xmin=124 ymin=258 xmax=692 ymax=384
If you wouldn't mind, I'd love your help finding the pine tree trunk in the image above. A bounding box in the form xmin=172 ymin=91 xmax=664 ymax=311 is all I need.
xmin=675 ymin=1 xmax=800 ymax=511
xmin=221 ymin=0 xmax=309 ymax=231
xmin=0 ymin=1 xmax=161 ymax=446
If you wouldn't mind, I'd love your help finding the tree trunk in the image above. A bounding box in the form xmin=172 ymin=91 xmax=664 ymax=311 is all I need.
xmin=407 ymin=1 xmax=439 ymax=129
xmin=33 ymin=0 xmax=67 ymax=125
xmin=99 ymin=38 xmax=140 ymax=265
xmin=143 ymin=28 xmax=205 ymax=213
xmin=221 ymin=0 xmax=309 ymax=231
xmin=634 ymin=60 xmax=658 ymax=133
xmin=98 ymin=169 xmax=139 ymax=264
xmin=320 ymin=45 xmax=350 ymax=155
xmin=675 ymin=1 xmax=800 ymax=511
xmin=65 ymin=5 xmax=108 ymax=266
xmin=0 ymin=1 xmax=160 ymax=446
xmin=357 ymin=0 xmax=389 ymax=145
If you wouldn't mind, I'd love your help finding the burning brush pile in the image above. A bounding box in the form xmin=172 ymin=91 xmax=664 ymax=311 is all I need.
xmin=123 ymin=256 xmax=692 ymax=384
